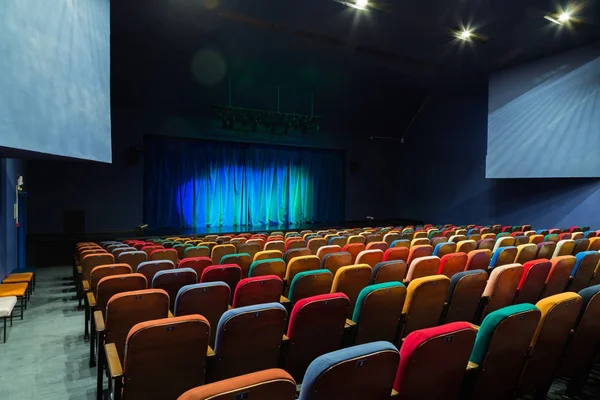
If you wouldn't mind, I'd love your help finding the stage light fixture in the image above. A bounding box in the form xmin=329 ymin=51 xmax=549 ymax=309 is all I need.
xmin=559 ymin=12 xmax=571 ymax=22
xmin=459 ymin=29 xmax=471 ymax=40
xmin=356 ymin=0 xmax=368 ymax=8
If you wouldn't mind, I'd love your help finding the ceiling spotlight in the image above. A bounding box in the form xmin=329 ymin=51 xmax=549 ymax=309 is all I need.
xmin=544 ymin=9 xmax=577 ymax=25
xmin=355 ymin=0 xmax=368 ymax=8
xmin=558 ymin=12 xmax=571 ymax=22
xmin=459 ymin=30 xmax=472 ymax=40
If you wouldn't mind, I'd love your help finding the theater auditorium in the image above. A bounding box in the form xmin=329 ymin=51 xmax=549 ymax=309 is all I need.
xmin=1 ymin=0 xmax=600 ymax=399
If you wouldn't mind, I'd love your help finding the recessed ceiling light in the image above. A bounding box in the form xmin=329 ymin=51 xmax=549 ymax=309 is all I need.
xmin=558 ymin=12 xmax=571 ymax=22
xmin=459 ymin=30 xmax=472 ymax=40
xmin=544 ymin=8 xmax=577 ymax=25
xmin=449 ymin=27 xmax=488 ymax=43
xmin=356 ymin=0 xmax=368 ymax=7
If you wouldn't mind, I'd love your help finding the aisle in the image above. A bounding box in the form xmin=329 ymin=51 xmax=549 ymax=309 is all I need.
xmin=0 ymin=266 xmax=95 ymax=400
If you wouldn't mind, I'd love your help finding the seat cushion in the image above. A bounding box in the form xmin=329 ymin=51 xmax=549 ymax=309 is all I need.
xmin=0 ymin=296 xmax=17 ymax=317
xmin=3 ymin=273 xmax=33 ymax=283
xmin=0 ymin=283 xmax=28 ymax=297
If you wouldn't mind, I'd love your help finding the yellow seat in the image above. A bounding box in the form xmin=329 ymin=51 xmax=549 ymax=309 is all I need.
xmin=0 ymin=283 xmax=28 ymax=297
xmin=2 ymin=273 xmax=33 ymax=284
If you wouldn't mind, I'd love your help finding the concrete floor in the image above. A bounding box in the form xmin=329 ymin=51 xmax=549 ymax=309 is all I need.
xmin=0 ymin=266 xmax=598 ymax=400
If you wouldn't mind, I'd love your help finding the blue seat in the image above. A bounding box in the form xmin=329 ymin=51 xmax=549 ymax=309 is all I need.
xmin=390 ymin=239 xmax=410 ymax=248
xmin=433 ymin=242 xmax=455 ymax=257
xmin=489 ymin=246 xmax=518 ymax=269
xmin=569 ymin=251 xmax=600 ymax=292
xmin=298 ymin=341 xmax=399 ymax=400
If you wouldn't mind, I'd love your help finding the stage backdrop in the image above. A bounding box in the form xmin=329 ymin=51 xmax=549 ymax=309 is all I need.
xmin=144 ymin=137 xmax=345 ymax=228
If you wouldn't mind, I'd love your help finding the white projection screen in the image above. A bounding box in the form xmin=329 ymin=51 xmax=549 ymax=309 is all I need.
xmin=0 ymin=0 xmax=111 ymax=162
xmin=486 ymin=42 xmax=600 ymax=178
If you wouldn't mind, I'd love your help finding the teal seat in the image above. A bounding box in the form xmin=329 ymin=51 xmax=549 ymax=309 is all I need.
xmin=352 ymin=282 xmax=406 ymax=345
xmin=248 ymin=258 xmax=285 ymax=279
xmin=288 ymin=270 xmax=333 ymax=304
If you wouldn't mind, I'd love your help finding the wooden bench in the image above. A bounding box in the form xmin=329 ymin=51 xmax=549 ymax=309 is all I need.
xmin=0 ymin=296 xmax=16 ymax=343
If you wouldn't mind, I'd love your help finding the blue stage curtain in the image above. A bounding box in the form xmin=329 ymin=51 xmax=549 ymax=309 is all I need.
xmin=144 ymin=137 xmax=345 ymax=228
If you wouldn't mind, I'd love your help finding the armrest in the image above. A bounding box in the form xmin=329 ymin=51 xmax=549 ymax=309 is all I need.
xmin=105 ymin=343 xmax=123 ymax=379
xmin=168 ymin=310 xmax=174 ymax=318
xmin=282 ymin=334 xmax=289 ymax=342
xmin=467 ymin=361 xmax=479 ymax=371
xmin=87 ymin=292 xmax=96 ymax=308
xmin=279 ymin=295 xmax=290 ymax=306
xmin=345 ymin=319 xmax=356 ymax=328
xmin=94 ymin=310 xmax=105 ymax=332
xmin=390 ymin=389 xmax=399 ymax=398
xmin=228 ymin=305 xmax=232 ymax=310
xmin=468 ymin=323 xmax=480 ymax=331
xmin=82 ymin=280 xmax=91 ymax=292
xmin=207 ymin=346 xmax=215 ymax=357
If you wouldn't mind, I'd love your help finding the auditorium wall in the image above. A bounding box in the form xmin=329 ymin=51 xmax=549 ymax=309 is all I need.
xmin=0 ymin=158 xmax=25 ymax=279
xmin=403 ymin=91 xmax=600 ymax=229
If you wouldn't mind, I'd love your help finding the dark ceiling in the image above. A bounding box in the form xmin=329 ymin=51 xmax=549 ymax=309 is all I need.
xmin=111 ymin=0 xmax=600 ymax=113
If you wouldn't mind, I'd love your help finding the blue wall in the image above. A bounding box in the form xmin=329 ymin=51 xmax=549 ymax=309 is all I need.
xmin=404 ymin=92 xmax=600 ymax=229
xmin=0 ymin=158 xmax=25 ymax=280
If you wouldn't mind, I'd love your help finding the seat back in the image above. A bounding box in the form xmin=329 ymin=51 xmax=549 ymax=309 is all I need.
xmin=394 ymin=322 xmax=477 ymax=399
xmin=490 ymin=247 xmax=518 ymax=269
xmin=391 ymin=239 xmax=410 ymax=249
xmin=248 ymin=258 xmax=286 ymax=279
xmin=219 ymin=253 xmax=251 ymax=278
xmin=365 ymin=241 xmax=389 ymax=252
xmin=152 ymin=268 xmax=198 ymax=311
xmin=515 ymin=244 xmax=537 ymax=265
xmin=517 ymin=293 xmax=582 ymax=396
xmin=383 ymin=233 xmax=401 ymax=246
xmin=443 ymin=270 xmax=487 ymax=323
xmin=589 ymin=237 xmax=600 ymax=251
xmin=342 ymin=243 xmax=366 ymax=263
xmin=405 ymin=256 xmax=440 ymax=282
xmin=264 ymin=240 xmax=285 ymax=253
xmin=117 ymin=251 xmax=148 ymax=272
xmin=411 ymin=238 xmax=430 ymax=247
xmin=468 ymin=304 xmax=541 ymax=399
xmin=539 ymin=255 xmax=576 ymax=299
xmin=82 ymin=253 xmax=115 ymax=281
xmin=355 ymin=249 xmax=384 ymax=268
xmin=465 ymin=249 xmax=492 ymax=271
xmin=96 ymin=273 xmax=148 ymax=315
xmin=298 ymin=341 xmax=399 ymax=400
xmin=90 ymin=264 xmax=132 ymax=292
xmin=433 ymin=242 xmax=456 ymax=259
xmin=536 ymin=241 xmax=556 ymax=259
xmin=214 ymin=303 xmax=287 ymax=380
xmin=285 ymin=293 xmax=350 ymax=381
xmin=286 ymin=255 xmax=321 ymax=283
xmin=401 ymin=275 xmax=450 ymax=339
xmin=136 ymin=260 xmax=175 ymax=284
xmin=456 ymin=240 xmax=476 ymax=254
xmin=352 ymin=282 xmax=406 ymax=344
xmin=123 ymin=315 xmax=210 ymax=400
xmin=104 ymin=289 xmax=170 ymax=364
xmin=175 ymin=282 xmax=230 ymax=347
xmin=184 ymin=246 xmax=211 ymax=258
xmin=406 ymin=245 xmax=433 ymax=266
xmin=288 ymin=270 xmax=334 ymax=305
xmin=331 ymin=265 xmax=372 ymax=318
xmin=177 ymin=369 xmax=296 ymax=400
xmin=178 ymin=257 xmax=213 ymax=278
xmin=552 ymin=239 xmax=575 ymax=257
xmin=232 ymin=275 xmax=283 ymax=308
xmin=329 ymin=236 xmax=347 ymax=248
xmin=493 ymin=236 xmax=515 ymax=252
xmin=477 ymin=239 xmax=495 ymax=251
xmin=572 ymin=238 xmax=590 ymax=255
xmin=283 ymin=247 xmax=311 ymax=263
xmin=449 ymin=235 xmax=466 ymax=244
xmin=238 ymin=242 xmax=262 ymax=260
xmin=515 ymin=259 xmax=551 ymax=304
xmin=150 ymin=248 xmax=179 ymax=264
xmin=316 ymin=245 xmax=343 ymax=260
xmin=371 ymin=260 xmax=407 ymax=284
xmin=308 ymin=238 xmax=327 ymax=255
xmin=200 ymin=265 xmax=242 ymax=301
xmin=437 ymin=252 xmax=468 ymax=278
xmin=382 ymin=247 xmax=409 ymax=262
xmin=569 ymin=251 xmax=600 ymax=292
xmin=482 ymin=264 xmax=523 ymax=318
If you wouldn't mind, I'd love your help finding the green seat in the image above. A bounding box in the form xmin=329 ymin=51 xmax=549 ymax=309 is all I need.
xmin=288 ymin=270 xmax=333 ymax=304
xmin=248 ymin=258 xmax=285 ymax=279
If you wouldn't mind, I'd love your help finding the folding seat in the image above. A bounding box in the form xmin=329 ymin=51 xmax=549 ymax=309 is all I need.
xmin=371 ymin=260 xmax=407 ymax=284
xmin=432 ymin=242 xmax=456 ymax=259
xmin=558 ymin=233 xmax=572 ymax=241
xmin=517 ymin=292 xmax=582 ymax=398
xmin=251 ymin=250 xmax=281 ymax=264
xmin=173 ymin=243 xmax=190 ymax=259
xmin=365 ymin=234 xmax=383 ymax=244
xmin=430 ymin=237 xmax=447 ymax=248
xmin=316 ymin=245 xmax=342 ymax=260
xmin=248 ymin=258 xmax=286 ymax=279
xmin=178 ymin=256 xmax=213 ymax=278
xmin=406 ymin=245 xmax=433 ymax=266
xmin=467 ymin=228 xmax=479 ymax=236
xmin=400 ymin=275 xmax=450 ymax=339
xmin=352 ymin=282 xmax=406 ymax=344
xmin=513 ymin=236 xmax=529 ymax=247
xmin=355 ymin=249 xmax=384 ymax=268
xmin=238 ymin=242 xmax=262 ymax=260
xmin=464 ymin=249 xmax=490 ymax=271
xmin=162 ymin=241 xmax=176 ymax=249
xmin=331 ymin=265 xmax=372 ymax=317
xmin=524 ymin=230 xmax=536 ymax=237
xmin=389 ymin=239 xmax=409 ymax=249
xmin=232 ymin=275 xmax=283 ymax=308
xmin=513 ymin=243 xmax=537 ymax=265
xmin=328 ymin=236 xmax=347 ymax=248
xmin=365 ymin=241 xmax=388 ymax=252
xmin=298 ymin=341 xmax=399 ymax=400
xmin=443 ymin=270 xmax=487 ymax=323
xmin=394 ymin=322 xmax=477 ymax=400
xmin=81 ymin=253 xmax=116 ymax=287
xmin=544 ymin=233 xmax=559 ymax=242
xmin=568 ymin=251 xmax=600 ymax=292
xmin=414 ymin=231 xmax=427 ymax=239
xmin=539 ymin=255 xmax=576 ymax=299
xmin=571 ymin=238 xmax=589 ymax=255
xmin=477 ymin=239 xmax=495 ymax=251
xmin=449 ymin=234 xmax=466 ymax=243
xmin=347 ymin=235 xmax=365 ymax=244
xmin=288 ymin=270 xmax=334 ymax=305
xmin=95 ymin=289 xmax=170 ymax=399
xmin=571 ymin=232 xmax=584 ymax=241
xmin=283 ymin=247 xmax=311 ymax=264
xmin=510 ymin=231 xmax=524 ymax=238
xmin=584 ymin=230 xmax=597 ymax=239
xmin=481 ymin=264 xmax=523 ymax=319
xmin=136 ymin=260 xmax=175 ymax=285
xmin=307 ymin=238 xmax=327 ymax=255
xmin=229 ymin=237 xmax=247 ymax=249
xmin=212 ymin=303 xmax=287 ymax=381
xmin=285 ymin=238 xmax=306 ymax=251
xmin=557 ymin=285 xmax=600 ymax=394
xmin=247 ymin=238 xmax=266 ymax=249
xmin=590 ymin=237 xmax=600 ymax=251
xmin=285 ymin=255 xmax=320 ymax=285
xmin=427 ymin=230 xmax=441 ymax=239
xmin=465 ymin=304 xmax=541 ymax=400
xmin=104 ymin=315 xmax=210 ymax=400
xmin=152 ymin=268 xmax=198 ymax=311
xmin=200 ymin=265 xmax=242 ymax=301
xmin=489 ymin=246 xmax=517 ymax=269
xmin=410 ymin=238 xmax=430 ymax=247
xmin=184 ymin=246 xmax=210 ymax=258
xmin=150 ymin=248 xmax=178 ymax=264
xmin=383 ymin=232 xmax=401 ymax=247
xmin=513 ymin=259 xmax=551 ymax=304
xmin=437 ymin=252 xmax=468 ymax=278
xmin=405 ymin=256 xmax=440 ymax=282
xmin=552 ymin=239 xmax=575 ymax=258
xmin=283 ymin=293 xmax=350 ymax=380
xmin=383 ymin=247 xmax=409 ymax=262
xmin=469 ymin=233 xmax=483 ymax=242
xmin=263 ymin=240 xmax=285 ymax=253
xmin=536 ymin=241 xmax=556 ymax=259
xmin=492 ymin=236 xmax=514 ymax=252
xmin=111 ymin=247 xmax=136 ymax=258
xmin=220 ymin=253 xmax=251 ymax=277
xmin=401 ymin=231 xmax=414 ymax=240
xmin=178 ymin=369 xmax=296 ymax=400
xmin=456 ymin=239 xmax=476 ymax=254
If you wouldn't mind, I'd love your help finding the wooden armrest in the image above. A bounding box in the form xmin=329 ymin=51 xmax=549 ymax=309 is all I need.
xmin=345 ymin=318 xmax=356 ymax=328
xmin=168 ymin=310 xmax=174 ymax=318
xmin=468 ymin=323 xmax=480 ymax=331
xmin=207 ymin=346 xmax=215 ymax=357
xmin=390 ymin=389 xmax=399 ymax=398
xmin=94 ymin=310 xmax=105 ymax=332
xmin=282 ymin=334 xmax=289 ymax=342
xmin=87 ymin=292 xmax=96 ymax=308
xmin=228 ymin=305 xmax=232 ymax=310
xmin=105 ymin=343 xmax=123 ymax=379
xmin=467 ymin=361 xmax=479 ymax=371
xmin=82 ymin=280 xmax=91 ymax=292
xmin=279 ymin=295 xmax=290 ymax=305
xmin=76 ymin=265 xmax=82 ymax=274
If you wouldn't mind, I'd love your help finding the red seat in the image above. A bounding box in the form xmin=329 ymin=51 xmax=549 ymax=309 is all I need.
xmin=232 ymin=275 xmax=283 ymax=308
